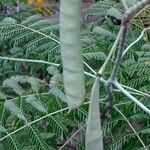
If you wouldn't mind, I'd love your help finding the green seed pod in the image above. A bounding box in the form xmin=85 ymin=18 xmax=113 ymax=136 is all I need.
xmin=60 ymin=0 xmax=85 ymax=110
xmin=86 ymin=78 xmax=104 ymax=150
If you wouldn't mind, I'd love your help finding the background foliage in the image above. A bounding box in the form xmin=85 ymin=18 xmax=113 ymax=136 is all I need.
xmin=0 ymin=0 xmax=149 ymax=149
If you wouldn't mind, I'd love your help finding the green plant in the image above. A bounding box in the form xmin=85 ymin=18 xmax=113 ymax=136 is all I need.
xmin=0 ymin=0 xmax=150 ymax=149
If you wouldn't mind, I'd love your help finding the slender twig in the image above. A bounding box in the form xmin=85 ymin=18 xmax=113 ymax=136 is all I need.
xmin=114 ymin=89 xmax=149 ymax=97
xmin=114 ymin=106 xmax=147 ymax=149
xmin=123 ymin=27 xmax=150 ymax=56
xmin=0 ymin=56 xmax=60 ymax=66
xmin=19 ymin=24 xmax=60 ymax=44
xmin=110 ymin=25 xmax=129 ymax=81
xmin=83 ymin=61 xmax=97 ymax=75
xmin=114 ymin=101 xmax=132 ymax=106
xmin=5 ymin=92 xmax=50 ymax=102
xmin=58 ymin=124 xmax=86 ymax=150
xmin=121 ymin=84 xmax=150 ymax=97
xmin=114 ymin=96 xmax=145 ymax=107
xmin=85 ymin=72 xmax=150 ymax=97
xmin=97 ymin=29 xmax=122 ymax=75
xmin=104 ymin=22 xmax=128 ymax=105
xmin=84 ymin=71 xmax=96 ymax=79
xmin=114 ymin=81 xmax=150 ymax=115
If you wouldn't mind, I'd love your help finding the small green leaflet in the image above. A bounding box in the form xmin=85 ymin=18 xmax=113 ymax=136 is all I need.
xmin=3 ymin=17 xmax=16 ymax=24
xmin=21 ymin=15 xmax=41 ymax=25
xmin=3 ymin=78 xmax=23 ymax=96
xmin=4 ymin=100 xmax=26 ymax=121
xmin=49 ymin=87 xmax=66 ymax=103
xmin=46 ymin=66 xmax=59 ymax=75
xmin=93 ymin=26 xmax=116 ymax=38
xmin=126 ymin=0 xmax=138 ymax=7
xmin=27 ymin=77 xmax=39 ymax=93
xmin=25 ymin=96 xmax=47 ymax=113
xmin=107 ymin=7 xmax=123 ymax=20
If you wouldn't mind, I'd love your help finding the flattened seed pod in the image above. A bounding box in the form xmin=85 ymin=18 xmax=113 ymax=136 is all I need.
xmin=60 ymin=0 xmax=85 ymax=110
xmin=86 ymin=78 xmax=104 ymax=150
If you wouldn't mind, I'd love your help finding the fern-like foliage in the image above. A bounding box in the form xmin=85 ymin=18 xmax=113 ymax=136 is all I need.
xmin=121 ymin=47 xmax=150 ymax=90
xmin=0 ymin=0 xmax=149 ymax=149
